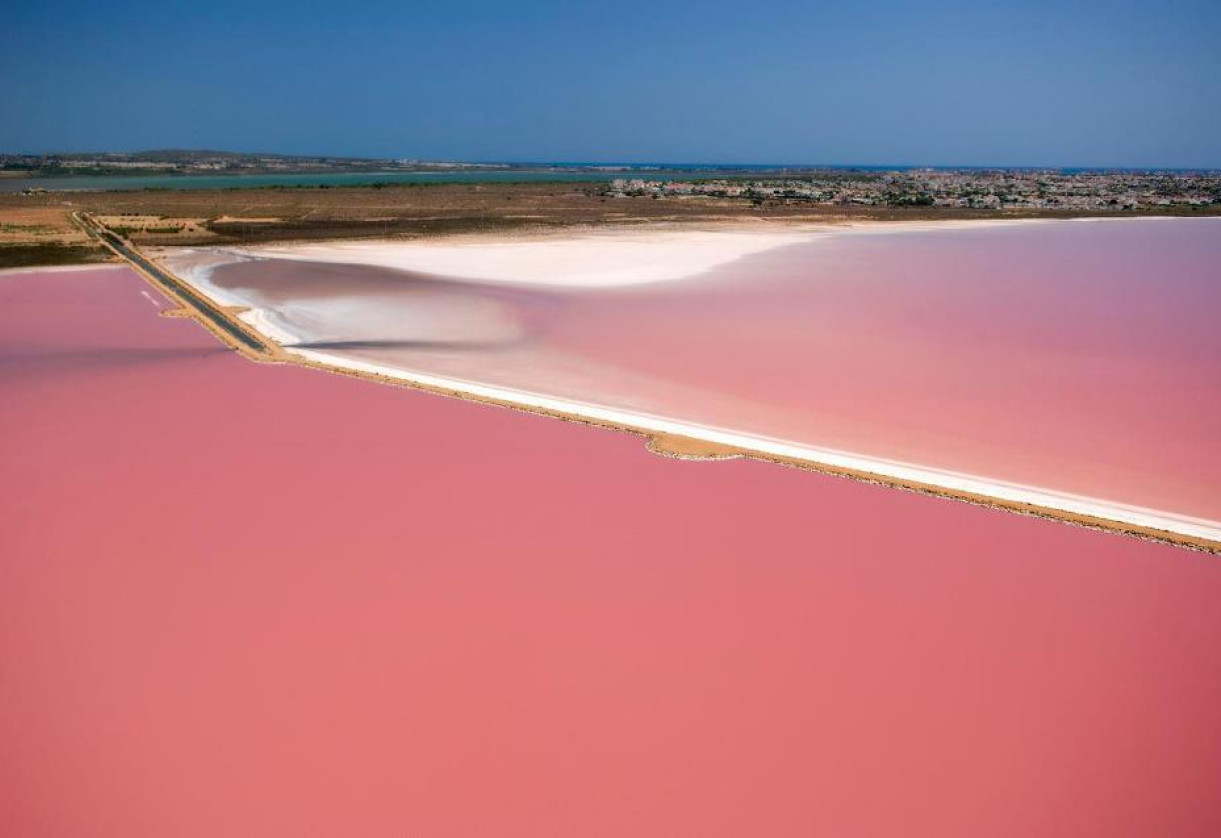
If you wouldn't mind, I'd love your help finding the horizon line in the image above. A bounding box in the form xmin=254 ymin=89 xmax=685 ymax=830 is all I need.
xmin=4 ymin=149 xmax=1220 ymax=173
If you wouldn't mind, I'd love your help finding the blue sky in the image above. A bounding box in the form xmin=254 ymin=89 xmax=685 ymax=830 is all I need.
xmin=2 ymin=0 xmax=1218 ymax=166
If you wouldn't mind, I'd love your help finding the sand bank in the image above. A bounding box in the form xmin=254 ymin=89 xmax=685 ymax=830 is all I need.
xmin=287 ymin=345 xmax=1221 ymax=546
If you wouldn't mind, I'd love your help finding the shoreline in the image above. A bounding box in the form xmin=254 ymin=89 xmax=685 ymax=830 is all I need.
xmin=0 ymin=262 xmax=123 ymax=277
xmin=154 ymin=220 xmax=1221 ymax=551
xmin=288 ymin=344 xmax=1221 ymax=548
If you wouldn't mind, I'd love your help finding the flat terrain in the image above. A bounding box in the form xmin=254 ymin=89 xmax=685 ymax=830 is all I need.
xmin=0 ymin=204 xmax=111 ymax=267
xmin=4 ymin=181 xmax=1217 ymax=266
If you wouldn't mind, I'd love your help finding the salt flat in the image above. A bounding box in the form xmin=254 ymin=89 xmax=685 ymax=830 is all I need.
xmin=245 ymin=227 xmax=820 ymax=287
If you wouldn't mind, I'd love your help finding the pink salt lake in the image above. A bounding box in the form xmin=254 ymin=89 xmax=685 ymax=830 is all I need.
xmin=3 ymin=266 xmax=1221 ymax=836
xmin=199 ymin=218 xmax=1221 ymax=524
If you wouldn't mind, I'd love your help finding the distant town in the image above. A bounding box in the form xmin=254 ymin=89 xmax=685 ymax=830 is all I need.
xmin=603 ymin=169 xmax=1221 ymax=212
xmin=5 ymin=152 xmax=1220 ymax=271
xmin=4 ymin=151 xmax=1219 ymax=214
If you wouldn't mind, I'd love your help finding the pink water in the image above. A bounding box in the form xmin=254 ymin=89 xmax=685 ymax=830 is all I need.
xmin=206 ymin=218 xmax=1221 ymax=522
xmin=3 ymin=266 xmax=1221 ymax=836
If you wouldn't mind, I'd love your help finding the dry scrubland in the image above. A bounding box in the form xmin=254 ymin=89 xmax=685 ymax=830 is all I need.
xmin=0 ymin=204 xmax=113 ymax=267
xmin=3 ymin=181 xmax=1218 ymax=268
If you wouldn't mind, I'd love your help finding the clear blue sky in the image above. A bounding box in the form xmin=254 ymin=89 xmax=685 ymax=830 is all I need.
xmin=3 ymin=0 xmax=1218 ymax=167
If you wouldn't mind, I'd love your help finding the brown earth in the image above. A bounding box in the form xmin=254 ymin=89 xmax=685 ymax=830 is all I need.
xmin=0 ymin=204 xmax=94 ymax=245
xmin=5 ymin=181 xmax=1217 ymax=261
xmin=0 ymin=205 xmax=111 ymax=268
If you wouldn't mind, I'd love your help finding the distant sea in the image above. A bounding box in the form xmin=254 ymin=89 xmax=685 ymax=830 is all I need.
xmin=4 ymin=163 xmax=1213 ymax=193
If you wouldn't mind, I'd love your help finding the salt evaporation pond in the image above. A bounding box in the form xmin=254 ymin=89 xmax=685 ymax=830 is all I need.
xmin=171 ymin=217 xmax=1221 ymax=529
xmin=5 ymin=265 xmax=1221 ymax=836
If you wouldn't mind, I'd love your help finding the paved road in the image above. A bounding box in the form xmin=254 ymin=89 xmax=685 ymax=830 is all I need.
xmin=78 ymin=214 xmax=272 ymax=355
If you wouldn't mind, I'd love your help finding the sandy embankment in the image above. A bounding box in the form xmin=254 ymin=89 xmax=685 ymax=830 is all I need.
xmin=162 ymin=224 xmax=1221 ymax=548
xmin=285 ymin=346 xmax=1221 ymax=546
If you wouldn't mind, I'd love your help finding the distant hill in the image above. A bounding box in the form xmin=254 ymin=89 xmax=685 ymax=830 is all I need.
xmin=12 ymin=149 xmax=389 ymax=164
xmin=0 ymin=150 xmax=505 ymax=176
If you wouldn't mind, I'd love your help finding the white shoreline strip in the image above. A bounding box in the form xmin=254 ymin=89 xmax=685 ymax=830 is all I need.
xmin=289 ymin=345 xmax=1221 ymax=544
